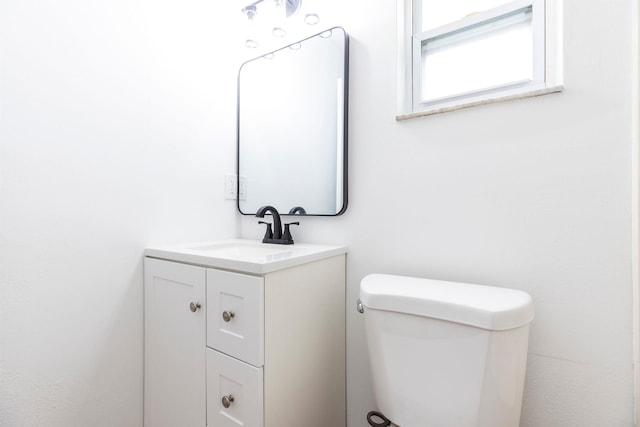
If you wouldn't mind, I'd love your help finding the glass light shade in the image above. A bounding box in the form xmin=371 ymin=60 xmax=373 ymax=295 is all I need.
xmin=304 ymin=13 xmax=320 ymax=25
xmin=272 ymin=27 xmax=287 ymax=37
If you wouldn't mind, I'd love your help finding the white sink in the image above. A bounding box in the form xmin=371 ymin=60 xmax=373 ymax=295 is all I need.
xmin=144 ymin=239 xmax=346 ymax=274
xmin=186 ymin=241 xmax=292 ymax=259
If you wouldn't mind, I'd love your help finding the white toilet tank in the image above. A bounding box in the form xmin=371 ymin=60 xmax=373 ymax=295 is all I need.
xmin=360 ymin=274 xmax=534 ymax=427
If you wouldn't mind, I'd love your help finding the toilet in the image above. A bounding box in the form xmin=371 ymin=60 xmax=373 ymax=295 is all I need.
xmin=359 ymin=274 xmax=534 ymax=427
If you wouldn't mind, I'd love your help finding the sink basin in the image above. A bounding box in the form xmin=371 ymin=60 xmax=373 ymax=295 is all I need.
xmin=185 ymin=241 xmax=292 ymax=260
xmin=144 ymin=239 xmax=346 ymax=274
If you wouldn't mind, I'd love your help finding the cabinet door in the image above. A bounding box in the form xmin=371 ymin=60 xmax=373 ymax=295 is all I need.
xmin=207 ymin=269 xmax=264 ymax=367
xmin=207 ymin=348 xmax=264 ymax=427
xmin=144 ymin=258 xmax=206 ymax=427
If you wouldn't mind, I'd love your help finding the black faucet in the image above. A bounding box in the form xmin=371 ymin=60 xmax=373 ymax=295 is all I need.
xmin=256 ymin=205 xmax=298 ymax=245
xmin=256 ymin=205 xmax=283 ymax=239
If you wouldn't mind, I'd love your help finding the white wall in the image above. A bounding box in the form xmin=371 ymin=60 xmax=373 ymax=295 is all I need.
xmin=236 ymin=0 xmax=637 ymax=426
xmin=0 ymin=1 xmax=238 ymax=425
xmin=1 ymin=0 xmax=636 ymax=426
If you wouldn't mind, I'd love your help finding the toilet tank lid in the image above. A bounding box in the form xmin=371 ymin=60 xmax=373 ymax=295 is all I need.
xmin=360 ymin=274 xmax=534 ymax=331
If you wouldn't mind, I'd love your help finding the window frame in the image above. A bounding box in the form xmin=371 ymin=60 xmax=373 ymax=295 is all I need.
xmin=397 ymin=0 xmax=563 ymax=119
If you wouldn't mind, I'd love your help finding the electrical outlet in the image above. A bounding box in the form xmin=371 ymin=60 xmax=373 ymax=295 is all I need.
xmin=224 ymin=174 xmax=237 ymax=200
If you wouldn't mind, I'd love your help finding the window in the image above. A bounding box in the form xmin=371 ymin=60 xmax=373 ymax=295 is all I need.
xmin=397 ymin=0 xmax=562 ymax=118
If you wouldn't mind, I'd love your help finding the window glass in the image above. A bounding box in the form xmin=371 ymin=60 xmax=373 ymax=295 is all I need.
xmin=418 ymin=0 xmax=514 ymax=32
xmin=419 ymin=7 xmax=533 ymax=103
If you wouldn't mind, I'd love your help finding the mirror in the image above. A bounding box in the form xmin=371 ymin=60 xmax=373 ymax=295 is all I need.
xmin=237 ymin=27 xmax=348 ymax=216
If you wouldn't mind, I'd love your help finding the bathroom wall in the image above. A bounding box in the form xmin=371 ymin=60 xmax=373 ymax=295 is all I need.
xmin=0 ymin=1 xmax=239 ymax=425
xmin=235 ymin=0 xmax=637 ymax=426
xmin=1 ymin=0 xmax=636 ymax=426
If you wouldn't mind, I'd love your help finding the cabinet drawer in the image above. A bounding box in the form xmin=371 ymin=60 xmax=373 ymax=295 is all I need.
xmin=207 ymin=269 xmax=264 ymax=366
xmin=207 ymin=348 xmax=264 ymax=427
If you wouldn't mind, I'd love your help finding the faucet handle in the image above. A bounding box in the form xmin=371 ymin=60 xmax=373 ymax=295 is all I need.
xmin=258 ymin=221 xmax=273 ymax=240
xmin=282 ymin=222 xmax=299 ymax=243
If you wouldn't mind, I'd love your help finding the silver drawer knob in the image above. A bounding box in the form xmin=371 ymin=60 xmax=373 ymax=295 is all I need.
xmin=189 ymin=302 xmax=201 ymax=312
xmin=222 ymin=310 xmax=235 ymax=322
xmin=221 ymin=394 xmax=235 ymax=408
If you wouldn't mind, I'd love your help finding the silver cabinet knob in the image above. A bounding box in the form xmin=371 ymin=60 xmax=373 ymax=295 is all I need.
xmin=222 ymin=310 xmax=235 ymax=322
xmin=221 ymin=394 xmax=235 ymax=408
xmin=189 ymin=302 xmax=201 ymax=312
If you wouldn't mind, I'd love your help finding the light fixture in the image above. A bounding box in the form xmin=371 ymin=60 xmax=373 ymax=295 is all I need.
xmin=241 ymin=0 xmax=302 ymax=21
xmin=241 ymin=0 xmax=319 ymax=48
xmin=242 ymin=4 xmax=258 ymax=21
xmin=284 ymin=0 xmax=302 ymax=18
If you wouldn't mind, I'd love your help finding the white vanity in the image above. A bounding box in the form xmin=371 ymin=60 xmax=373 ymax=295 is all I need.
xmin=143 ymin=240 xmax=346 ymax=427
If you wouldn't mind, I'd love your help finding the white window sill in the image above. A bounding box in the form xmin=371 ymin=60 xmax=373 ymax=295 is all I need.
xmin=395 ymin=85 xmax=564 ymax=121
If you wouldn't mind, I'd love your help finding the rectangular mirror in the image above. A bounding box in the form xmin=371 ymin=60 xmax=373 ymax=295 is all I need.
xmin=237 ymin=26 xmax=349 ymax=216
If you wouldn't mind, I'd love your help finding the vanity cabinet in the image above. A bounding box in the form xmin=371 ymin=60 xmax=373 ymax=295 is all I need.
xmin=144 ymin=247 xmax=346 ymax=427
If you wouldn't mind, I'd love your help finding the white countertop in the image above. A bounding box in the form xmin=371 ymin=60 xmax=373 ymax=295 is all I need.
xmin=144 ymin=239 xmax=347 ymax=274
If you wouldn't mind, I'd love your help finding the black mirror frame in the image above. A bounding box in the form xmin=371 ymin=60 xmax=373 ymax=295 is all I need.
xmin=236 ymin=26 xmax=349 ymax=217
